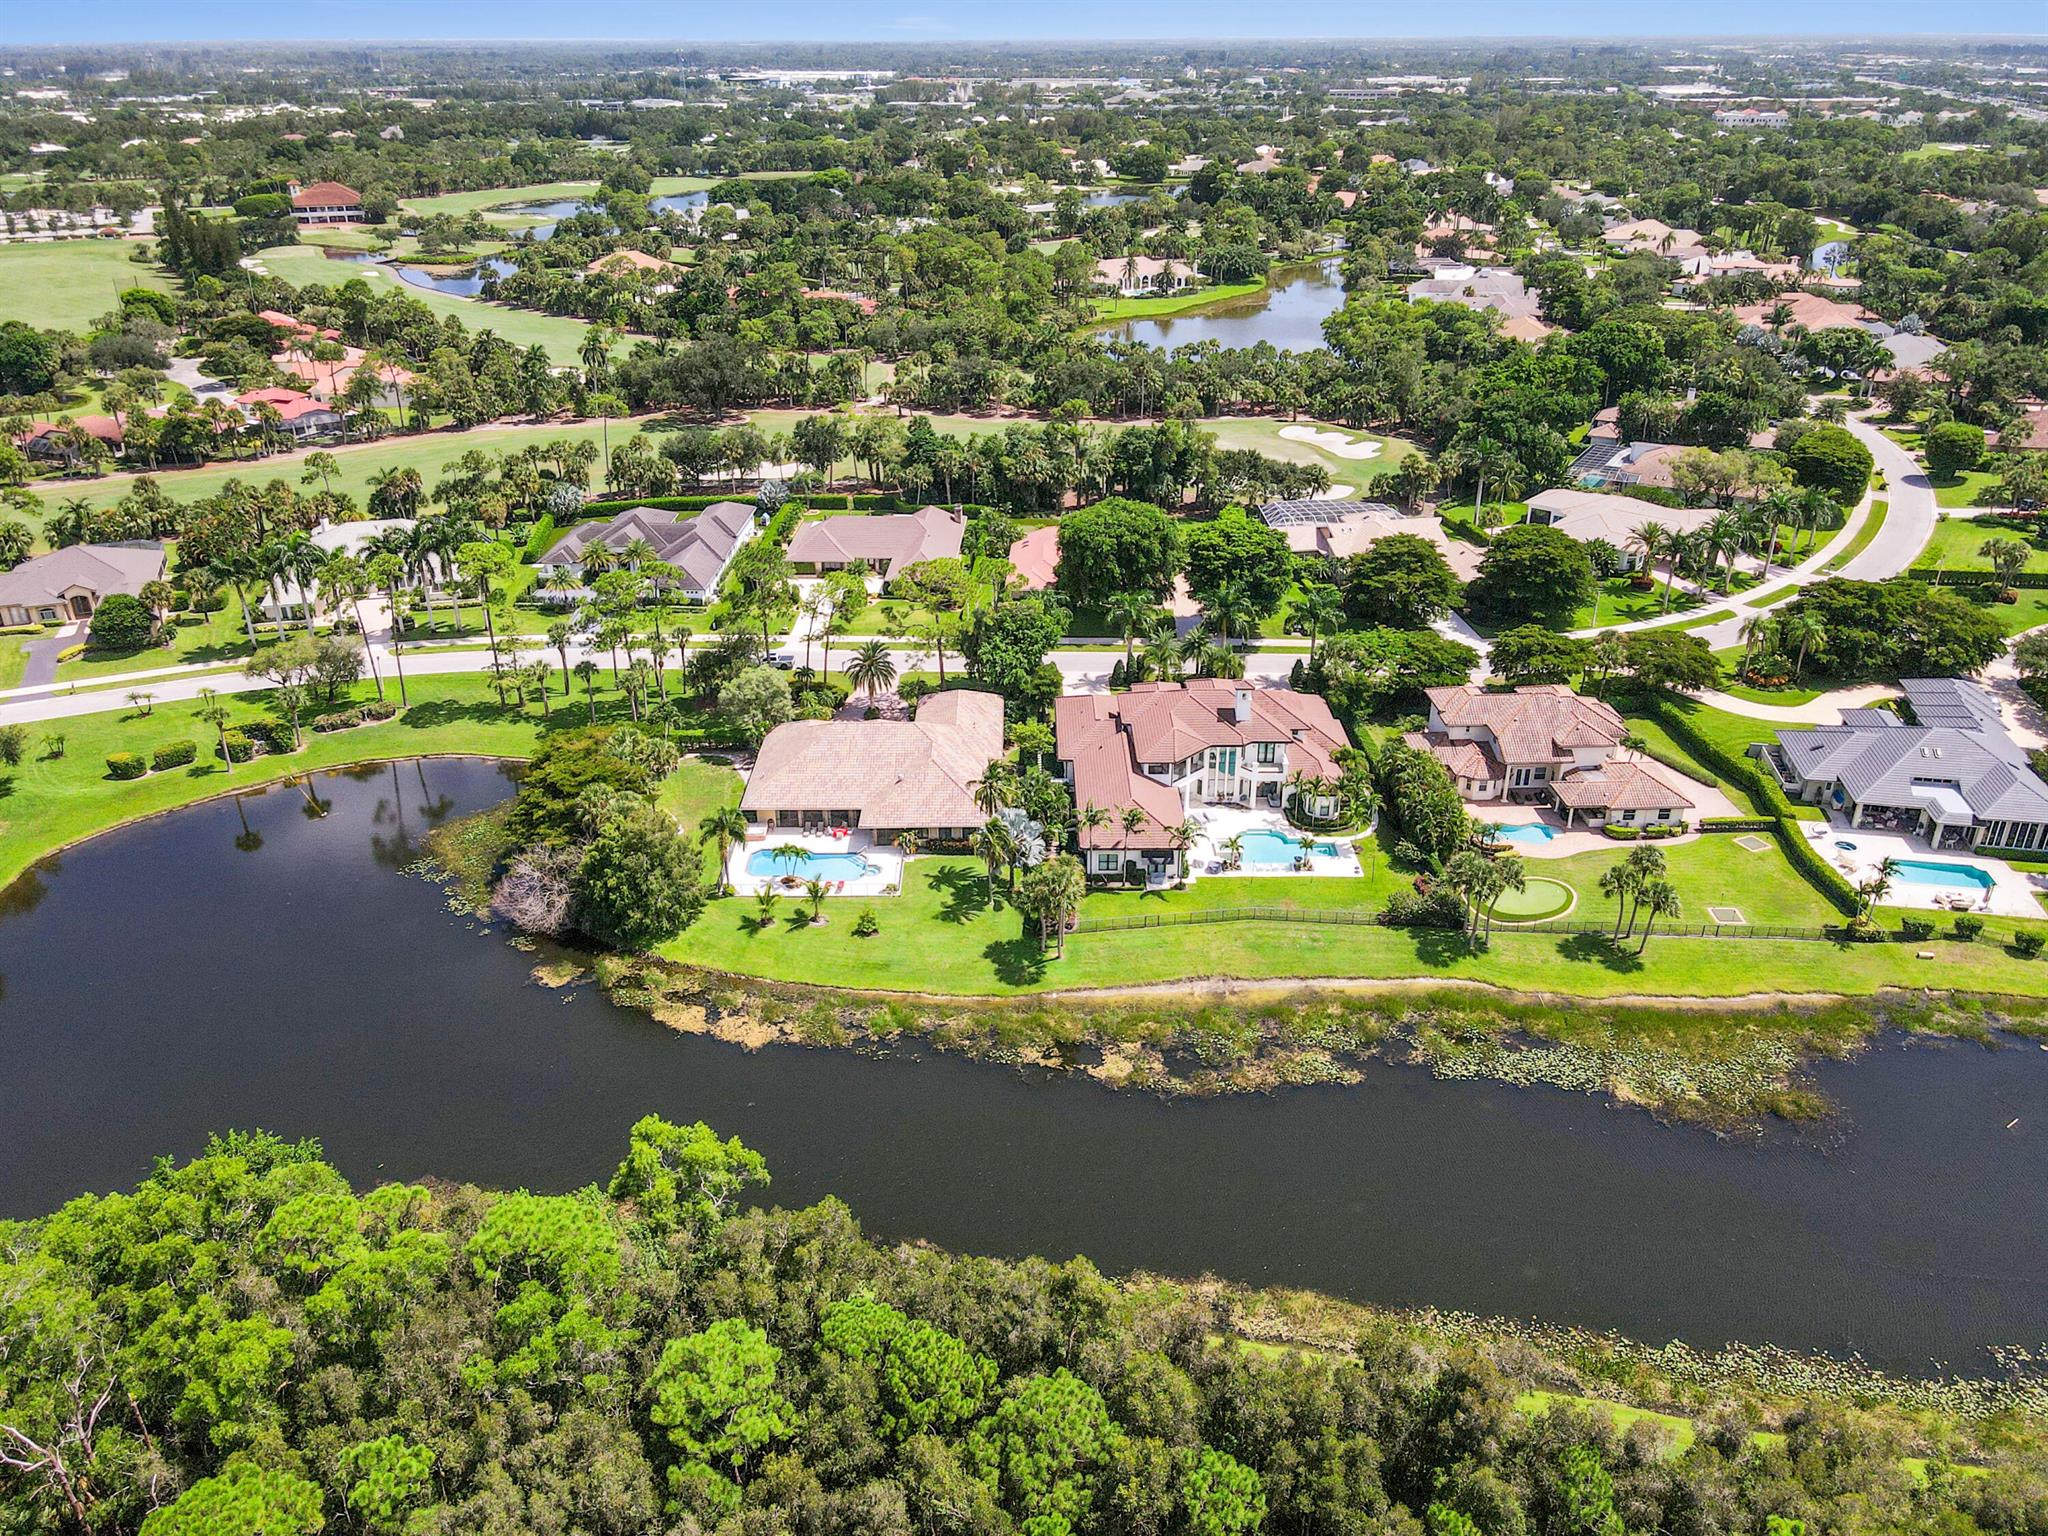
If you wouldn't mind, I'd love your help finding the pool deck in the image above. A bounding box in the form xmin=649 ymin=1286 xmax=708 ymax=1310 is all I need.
xmin=1187 ymin=805 xmax=1367 ymax=880
xmin=730 ymin=829 xmax=904 ymax=899
xmin=1797 ymin=818 xmax=2046 ymax=918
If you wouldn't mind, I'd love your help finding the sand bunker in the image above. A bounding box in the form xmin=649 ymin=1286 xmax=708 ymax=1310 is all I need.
xmin=1278 ymin=424 xmax=1383 ymax=459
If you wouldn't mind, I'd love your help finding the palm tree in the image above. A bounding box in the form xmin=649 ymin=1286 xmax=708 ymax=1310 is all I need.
xmin=970 ymin=762 xmax=1017 ymax=816
xmin=573 ymin=659 xmax=600 ymax=722
xmin=893 ymin=829 xmax=921 ymax=861
xmin=194 ymin=686 xmax=233 ymax=773
xmin=1482 ymin=854 xmax=1527 ymax=943
xmin=1219 ymin=834 xmax=1244 ymax=871
xmin=365 ymin=552 xmax=411 ymax=707
xmin=1635 ymin=879 xmax=1681 ymax=953
xmin=1141 ymin=630 xmax=1180 ymax=684
xmin=1600 ymin=861 xmax=1636 ymax=939
xmin=1103 ymin=590 xmax=1156 ymax=673
xmin=546 ymin=620 xmax=576 ymax=695
xmin=845 ymin=639 xmax=898 ymax=702
xmin=1203 ymin=576 xmax=1257 ymax=649
xmin=972 ymin=822 xmax=1007 ymax=909
xmin=1286 ymin=581 xmax=1343 ymax=668
xmin=1627 ymin=520 xmax=1669 ymax=599
xmin=1781 ymin=611 xmax=1827 ymax=681
xmin=1440 ymin=850 xmax=1492 ymax=943
xmin=699 ymin=804 xmax=750 ymax=896
xmin=318 ymin=554 xmax=384 ymax=701
xmin=1736 ymin=611 xmax=1775 ymax=673
xmin=1858 ymin=857 xmax=1901 ymax=918
xmin=1703 ymin=510 xmax=1744 ymax=593
xmin=753 ymin=887 xmax=781 ymax=930
xmin=1981 ymin=537 xmax=2028 ymax=599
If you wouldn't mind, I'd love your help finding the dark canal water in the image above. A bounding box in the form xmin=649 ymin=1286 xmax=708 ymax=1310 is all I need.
xmin=3 ymin=760 xmax=2044 ymax=1374
xmin=1114 ymin=257 xmax=1345 ymax=352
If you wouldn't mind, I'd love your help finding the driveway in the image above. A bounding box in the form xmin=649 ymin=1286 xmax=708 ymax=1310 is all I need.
xmin=14 ymin=624 xmax=78 ymax=689
xmin=1837 ymin=412 xmax=1936 ymax=582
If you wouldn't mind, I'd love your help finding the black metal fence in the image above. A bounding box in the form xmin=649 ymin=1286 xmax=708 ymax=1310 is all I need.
xmin=1071 ymin=907 xmax=1924 ymax=943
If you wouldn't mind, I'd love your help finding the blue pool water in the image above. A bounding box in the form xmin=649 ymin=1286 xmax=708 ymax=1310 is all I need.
xmin=1890 ymin=859 xmax=1995 ymax=892
xmin=746 ymin=849 xmax=875 ymax=881
xmin=1236 ymin=829 xmax=1341 ymax=866
xmin=1495 ymin=823 xmax=1561 ymax=845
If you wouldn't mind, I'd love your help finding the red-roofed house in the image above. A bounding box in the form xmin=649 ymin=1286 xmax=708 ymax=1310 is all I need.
xmin=18 ymin=415 xmax=123 ymax=465
xmin=1054 ymin=681 xmax=1350 ymax=883
xmin=289 ymin=180 xmax=364 ymax=226
xmin=1006 ymin=525 xmax=1059 ymax=590
xmin=236 ymin=388 xmax=343 ymax=440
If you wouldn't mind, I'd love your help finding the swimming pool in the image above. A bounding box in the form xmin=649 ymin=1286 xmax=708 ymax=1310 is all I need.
xmin=1495 ymin=822 xmax=1561 ymax=846
xmin=1889 ymin=859 xmax=1995 ymax=893
xmin=1236 ymin=829 xmax=1342 ymax=866
xmin=746 ymin=848 xmax=876 ymax=881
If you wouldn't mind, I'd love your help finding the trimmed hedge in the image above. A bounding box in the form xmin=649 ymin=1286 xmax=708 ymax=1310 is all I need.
xmin=1700 ymin=816 xmax=1774 ymax=831
xmin=520 ymin=513 xmax=560 ymax=563
xmin=105 ymin=752 xmax=147 ymax=780
xmin=219 ymin=730 xmax=253 ymax=763
xmin=0 ymin=623 xmax=46 ymax=636
xmin=1638 ymin=693 xmax=1860 ymax=917
xmin=151 ymin=740 xmax=198 ymax=771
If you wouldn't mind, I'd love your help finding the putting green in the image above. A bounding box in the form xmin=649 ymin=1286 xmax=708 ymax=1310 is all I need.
xmin=1491 ymin=877 xmax=1578 ymax=922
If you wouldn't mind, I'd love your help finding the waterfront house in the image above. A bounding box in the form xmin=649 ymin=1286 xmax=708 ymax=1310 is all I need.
xmin=741 ymin=689 xmax=1004 ymax=840
xmin=1757 ymin=678 xmax=2048 ymax=852
xmin=1093 ymin=255 xmax=1196 ymax=297
xmin=1054 ymin=681 xmax=1349 ymax=883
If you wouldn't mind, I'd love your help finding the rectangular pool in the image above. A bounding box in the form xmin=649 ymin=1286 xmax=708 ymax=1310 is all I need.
xmin=1237 ymin=829 xmax=1342 ymax=866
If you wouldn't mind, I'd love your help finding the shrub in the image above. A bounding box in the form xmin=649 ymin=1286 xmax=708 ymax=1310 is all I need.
xmin=88 ymin=592 xmax=157 ymax=652
xmin=1603 ymin=826 xmax=1642 ymax=840
xmin=151 ymin=740 xmax=198 ymax=771
xmin=1953 ymin=915 xmax=1985 ymax=942
xmin=1897 ymin=917 xmax=1935 ymax=942
xmin=313 ymin=708 xmax=364 ymax=732
xmin=852 ymin=907 xmax=880 ymax=937
xmin=1700 ymin=816 xmax=1773 ymax=831
xmin=1843 ymin=915 xmax=1888 ymax=942
xmin=1378 ymin=882 xmax=1466 ymax=929
xmin=247 ymin=720 xmax=297 ymax=754
xmin=1390 ymin=839 xmax=1426 ymax=869
xmin=362 ymin=700 xmax=399 ymax=721
xmin=218 ymin=729 xmax=254 ymax=763
xmin=56 ymin=643 xmax=86 ymax=662
xmin=2014 ymin=930 xmax=2044 ymax=959
xmin=105 ymin=751 xmax=148 ymax=779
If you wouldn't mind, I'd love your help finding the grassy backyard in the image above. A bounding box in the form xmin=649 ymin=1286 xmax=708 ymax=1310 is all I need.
xmin=1089 ymin=280 xmax=1266 ymax=323
xmin=1918 ymin=512 xmax=2048 ymax=573
xmin=1934 ymin=469 xmax=2005 ymax=509
xmin=0 ymin=240 xmax=175 ymax=329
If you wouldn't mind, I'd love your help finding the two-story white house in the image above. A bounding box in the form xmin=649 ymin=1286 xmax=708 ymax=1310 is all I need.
xmin=1053 ymin=681 xmax=1350 ymax=883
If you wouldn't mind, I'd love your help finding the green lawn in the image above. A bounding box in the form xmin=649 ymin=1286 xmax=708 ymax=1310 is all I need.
xmin=1917 ymin=513 xmax=2048 ymax=574
xmin=0 ymin=240 xmax=175 ymax=329
xmin=54 ymin=598 xmax=258 ymax=681
xmin=1933 ymin=470 xmax=2005 ymax=510
xmin=250 ymin=244 xmax=601 ymax=362
xmin=1088 ymin=280 xmax=1266 ymax=323
xmin=1821 ymin=500 xmax=1888 ymax=573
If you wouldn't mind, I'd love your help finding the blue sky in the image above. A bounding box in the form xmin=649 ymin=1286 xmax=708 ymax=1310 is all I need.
xmin=10 ymin=0 xmax=2042 ymax=45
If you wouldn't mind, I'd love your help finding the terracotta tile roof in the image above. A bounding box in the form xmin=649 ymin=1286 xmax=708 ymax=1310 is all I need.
xmin=290 ymin=180 xmax=361 ymax=209
xmin=1405 ymin=730 xmax=1503 ymax=783
xmin=1422 ymin=684 xmax=1625 ymax=766
xmin=1006 ymin=524 xmax=1059 ymax=589
xmin=1731 ymin=291 xmax=1875 ymax=332
xmin=740 ymin=688 xmax=1004 ymax=830
xmin=786 ymin=506 xmax=964 ymax=579
xmin=1553 ymin=761 xmax=1695 ymax=812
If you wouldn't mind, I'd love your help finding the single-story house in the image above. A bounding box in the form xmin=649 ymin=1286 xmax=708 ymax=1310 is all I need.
xmin=0 ymin=541 xmax=165 ymax=627
xmin=539 ymin=500 xmax=757 ymax=603
xmin=258 ymin=518 xmax=419 ymax=622
xmin=18 ymin=415 xmax=123 ymax=465
xmin=1602 ymin=218 xmax=1704 ymax=254
xmin=786 ymin=506 xmax=965 ymax=585
xmin=1257 ymin=498 xmax=1482 ymax=581
xmin=1731 ymin=291 xmax=1877 ymax=333
xmin=1565 ymin=436 xmax=1691 ymax=492
xmin=1054 ymin=681 xmax=1350 ymax=884
xmin=1093 ymin=255 xmax=1196 ymax=297
xmin=1404 ymin=266 xmax=1546 ymax=327
xmin=741 ymin=688 xmax=1005 ymax=840
xmin=1757 ymin=678 xmax=2048 ymax=852
xmin=1524 ymin=487 xmax=1717 ymax=566
xmin=290 ymin=180 xmax=364 ymax=225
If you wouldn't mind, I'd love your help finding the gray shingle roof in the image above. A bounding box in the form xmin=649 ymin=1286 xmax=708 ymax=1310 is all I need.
xmin=540 ymin=502 xmax=754 ymax=593
xmin=0 ymin=541 xmax=165 ymax=608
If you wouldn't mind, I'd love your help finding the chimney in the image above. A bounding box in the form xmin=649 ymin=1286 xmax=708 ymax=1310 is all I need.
xmin=1233 ymin=687 xmax=1251 ymax=724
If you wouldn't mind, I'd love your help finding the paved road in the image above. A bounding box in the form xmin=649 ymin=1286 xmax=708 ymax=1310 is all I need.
xmin=1837 ymin=412 xmax=1936 ymax=582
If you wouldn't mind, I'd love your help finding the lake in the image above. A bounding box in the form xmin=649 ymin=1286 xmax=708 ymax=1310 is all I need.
xmin=510 ymin=190 xmax=708 ymax=239
xmin=393 ymin=256 xmax=517 ymax=297
xmin=1113 ymin=258 xmax=1346 ymax=352
xmin=3 ymin=760 xmax=2045 ymax=1374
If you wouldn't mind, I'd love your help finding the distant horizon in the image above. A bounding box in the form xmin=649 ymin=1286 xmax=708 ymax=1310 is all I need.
xmin=5 ymin=0 xmax=2042 ymax=48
